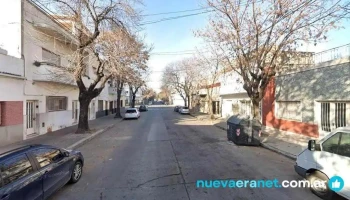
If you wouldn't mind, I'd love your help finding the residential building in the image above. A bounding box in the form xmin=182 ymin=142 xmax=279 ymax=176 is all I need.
xmin=263 ymin=44 xmax=350 ymax=138
xmin=194 ymin=83 xmax=221 ymax=115
xmin=219 ymin=70 xmax=254 ymax=119
xmin=0 ymin=0 xmax=119 ymax=146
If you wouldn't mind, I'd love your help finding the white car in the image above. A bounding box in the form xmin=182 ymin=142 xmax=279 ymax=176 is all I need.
xmin=295 ymin=127 xmax=350 ymax=200
xmin=124 ymin=108 xmax=140 ymax=119
xmin=179 ymin=106 xmax=189 ymax=114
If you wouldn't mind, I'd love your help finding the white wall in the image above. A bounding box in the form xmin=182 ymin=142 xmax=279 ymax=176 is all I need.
xmin=0 ymin=53 xmax=24 ymax=76
xmin=0 ymin=76 xmax=24 ymax=101
xmin=219 ymin=71 xmax=246 ymax=95
xmin=221 ymin=93 xmax=250 ymax=118
xmin=0 ymin=0 xmax=22 ymax=58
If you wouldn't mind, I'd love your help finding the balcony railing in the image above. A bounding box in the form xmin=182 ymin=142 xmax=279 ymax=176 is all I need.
xmin=314 ymin=43 xmax=350 ymax=64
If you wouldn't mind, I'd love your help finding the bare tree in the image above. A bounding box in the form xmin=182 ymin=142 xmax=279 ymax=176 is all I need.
xmin=35 ymin=0 xmax=143 ymax=132
xmin=196 ymin=0 xmax=349 ymax=120
xmin=142 ymin=88 xmax=157 ymax=104
xmin=195 ymin=45 xmax=223 ymax=116
xmin=162 ymin=58 xmax=201 ymax=108
xmin=128 ymin=71 xmax=148 ymax=108
xmin=99 ymin=29 xmax=150 ymax=117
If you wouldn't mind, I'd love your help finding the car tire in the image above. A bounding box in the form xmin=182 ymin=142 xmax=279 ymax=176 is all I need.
xmin=307 ymin=171 xmax=334 ymax=200
xmin=69 ymin=161 xmax=83 ymax=184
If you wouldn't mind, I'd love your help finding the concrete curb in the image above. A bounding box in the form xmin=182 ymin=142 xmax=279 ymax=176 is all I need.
xmin=67 ymin=119 xmax=123 ymax=150
xmin=212 ymin=123 xmax=297 ymax=160
xmin=260 ymin=143 xmax=297 ymax=160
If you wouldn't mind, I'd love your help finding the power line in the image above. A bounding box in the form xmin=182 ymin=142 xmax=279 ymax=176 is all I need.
xmin=140 ymin=7 xmax=213 ymax=17
xmin=138 ymin=10 xmax=213 ymax=26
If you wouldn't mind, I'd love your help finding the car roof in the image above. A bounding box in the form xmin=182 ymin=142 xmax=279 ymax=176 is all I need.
xmin=126 ymin=108 xmax=137 ymax=110
xmin=0 ymin=144 xmax=56 ymax=161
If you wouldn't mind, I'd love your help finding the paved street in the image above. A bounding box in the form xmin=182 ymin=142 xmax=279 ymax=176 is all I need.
xmin=50 ymin=106 xmax=321 ymax=200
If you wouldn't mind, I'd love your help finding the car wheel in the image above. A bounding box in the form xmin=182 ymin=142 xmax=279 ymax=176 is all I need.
xmin=69 ymin=161 xmax=83 ymax=183
xmin=307 ymin=171 xmax=334 ymax=200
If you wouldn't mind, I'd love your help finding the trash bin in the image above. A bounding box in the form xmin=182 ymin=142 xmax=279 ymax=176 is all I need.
xmin=226 ymin=115 xmax=262 ymax=146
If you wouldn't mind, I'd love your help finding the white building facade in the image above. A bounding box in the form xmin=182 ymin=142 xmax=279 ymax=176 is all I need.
xmin=0 ymin=0 xmax=120 ymax=146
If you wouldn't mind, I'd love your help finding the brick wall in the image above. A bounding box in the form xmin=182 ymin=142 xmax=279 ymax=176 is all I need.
xmin=262 ymin=77 xmax=319 ymax=137
xmin=0 ymin=101 xmax=23 ymax=126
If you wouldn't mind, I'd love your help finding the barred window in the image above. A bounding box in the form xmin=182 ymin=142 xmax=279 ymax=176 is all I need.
xmin=47 ymin=96 xmax=67 ymax=112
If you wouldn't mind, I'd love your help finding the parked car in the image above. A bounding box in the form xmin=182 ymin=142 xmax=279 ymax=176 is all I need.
xmin=295 ymin=126 xmax=350 ymax=200
xmin=179 ymin=106 xmax=189 ymax=114
xmin=0 ymin=144 xmax=84 ymax=200
xmin=125 ymin=108 xmax=140 ymax=119
xmin=139 ymin=105 xmax=148 ymax=112
xmin=174 ymin=106 xmax=181 ymax=112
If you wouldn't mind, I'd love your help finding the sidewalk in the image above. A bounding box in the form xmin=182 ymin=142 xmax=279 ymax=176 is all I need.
xmin=0 ymin=115 xmax=123 ymax=154
xmin=212 ymin=119 xmax=317 ymax=160
xmin=190 ymin=112 xmax=221 ymax=121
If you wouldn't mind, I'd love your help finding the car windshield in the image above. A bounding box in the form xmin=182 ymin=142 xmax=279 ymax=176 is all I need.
xmin=126 ymin=110 xmax=136 ymax=113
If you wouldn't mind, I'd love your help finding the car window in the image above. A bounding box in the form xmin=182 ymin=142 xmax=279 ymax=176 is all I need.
xmin=338 ymin=132 xmax=350 ymax=157
xmin=183 ymin=107 xmax=189 ymax=109
xmin=31 ymin=148 xmax=64 ymax=168
xmin=126 ymin=110 xmax=136 ymax=113
xmin=322 ymin=132 xmax=341 ymax=154
xmin=1 ymin=154 xmax=34 ymax=186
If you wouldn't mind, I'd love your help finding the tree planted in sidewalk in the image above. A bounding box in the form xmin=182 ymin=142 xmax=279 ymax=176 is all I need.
xmin=35 ymin=0 xmax=144 ymax=133
xmin=196 ymin=0 xmax=348 ymax=120
xmin=98 ymin=29 xmax=150 ymax=118
xmin=162 ymin=58 xmax=201 ymax=108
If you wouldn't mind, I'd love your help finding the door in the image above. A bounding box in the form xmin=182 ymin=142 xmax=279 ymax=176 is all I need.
xmin=26 ymin=101 xmax=36 ymax=135
xmin=91 ymin=101 xmax=95 ymax=119
xmin=0 ymin=154 xmax=43 ymax=200
xmin=30 ymin=148 xmax=71 ymax=199
xmin=109 ymin=101 xmax=113 ymax=114
xmin=72 ymin=100 xmax=78 ymax=123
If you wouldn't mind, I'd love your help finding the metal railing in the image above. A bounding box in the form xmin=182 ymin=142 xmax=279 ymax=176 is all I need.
xmin=314 ymin=43 xmax=350 ymax=64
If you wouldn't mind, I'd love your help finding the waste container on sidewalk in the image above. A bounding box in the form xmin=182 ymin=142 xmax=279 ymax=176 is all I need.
xmin=227 ymin=115 xmax=262 ymax=146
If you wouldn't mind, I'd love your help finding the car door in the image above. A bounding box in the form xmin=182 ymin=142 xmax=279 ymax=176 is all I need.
xmin=317 ymin=132 xmax=350 ymax=197
xmin=336 ymin=132 xmax=350 ymax=198
xmin=29 ymin=148 xmax=71 ymax=199
xmin=0 ymin=153 xmax=43 ymax=200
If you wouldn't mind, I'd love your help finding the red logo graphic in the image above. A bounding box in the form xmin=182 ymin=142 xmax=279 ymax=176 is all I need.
xmin=236 ymin=129 xmax=240 ymax=136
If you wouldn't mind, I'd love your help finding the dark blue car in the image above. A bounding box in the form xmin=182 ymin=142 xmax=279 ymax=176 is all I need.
xmin=0 ymin=144 xmax=84 ymax=200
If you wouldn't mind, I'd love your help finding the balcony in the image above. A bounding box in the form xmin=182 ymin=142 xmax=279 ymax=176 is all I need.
xmin=0 ymin=53 xmax=24 ymax=77
xmin=314 ymin=44 xmax=350 ymax=64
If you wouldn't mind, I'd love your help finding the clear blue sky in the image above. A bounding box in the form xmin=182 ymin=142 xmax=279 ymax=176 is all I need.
xmin=140 ymin=0 xmax=350 ymax=92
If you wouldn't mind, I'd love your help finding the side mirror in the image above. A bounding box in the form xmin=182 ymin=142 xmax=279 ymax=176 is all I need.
xmin=63 ymin=151 xmax=70 ymax=157
xmin=308 ymin=140 xmax=316 ymax=151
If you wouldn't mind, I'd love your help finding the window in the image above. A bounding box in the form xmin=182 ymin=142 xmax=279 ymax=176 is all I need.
xmin=321 ymin=102 xmax=331 ymax=132
xmin=1 ymin=154 xmax=33 ymax=186
xmin=277 ymin=101 xmax=301 ymax=121
xmin=47 ymin=96 xmax=67 ymax=111
xmin=31 ymin=148 xmax=63 ymax=168
xmin=322 ymin=133 xmax=340 ymax=154
xmin=240 ymin=100 xmax=251 ymax=117
xmin=338 ymin=132 xmax=350 ymax=157
xmin=321 ymin=102 xmax=347 ymax=132
xmin=42 ymin=48 xmax=60 ymax=66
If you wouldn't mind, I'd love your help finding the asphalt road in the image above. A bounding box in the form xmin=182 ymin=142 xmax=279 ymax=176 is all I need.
xmin=50 ymin=106 xmax=324 ymax=200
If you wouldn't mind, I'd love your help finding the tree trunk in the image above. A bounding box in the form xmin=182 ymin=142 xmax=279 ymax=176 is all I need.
xmin=187 ymin=96 xmax=191 ymax=109
xmin=76 ymin=92 xmax=92 ymax=133
xmin=132 ymin=94 xmax=136 ymax=108
xmin=114 ymin=89 xmax=122 ymax=118
xmin=184 ymin=98 xmax=187 ymax=107
xmin=251 ymin=99 xmax=261 ymax=121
